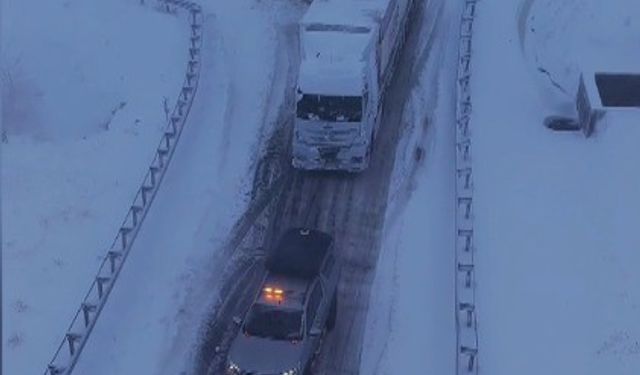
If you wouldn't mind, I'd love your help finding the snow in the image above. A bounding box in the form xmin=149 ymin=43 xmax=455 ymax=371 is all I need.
xmin=2 ymin=1 xmax=185 ymax=374
xmin=70 ymin=1 xmax=302 ymax=374
xmin=6 ymin=0 xmax=640 ymax=374
xmin=359 ymin=0 xmax=459 ymax=373
xmin=298 ymin=0 xmax=392 ymax=96
xmin=298 ymin=31 xmax=369 ymax=96
xmin=3 ymin=0 xmax=300 ymax=371
xmin=472 ymin=0 xmax=640 ymax=373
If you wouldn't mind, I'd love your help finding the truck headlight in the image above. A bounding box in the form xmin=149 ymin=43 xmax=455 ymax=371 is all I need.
xmin=281 ymin=368 xmax=299 ymax=375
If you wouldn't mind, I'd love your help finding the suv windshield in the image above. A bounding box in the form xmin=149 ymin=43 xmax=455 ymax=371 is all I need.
xmin=296 ymin=94 xmax=362 ymax=122
xmin=244 ymin=304 xmax=303 ymax=340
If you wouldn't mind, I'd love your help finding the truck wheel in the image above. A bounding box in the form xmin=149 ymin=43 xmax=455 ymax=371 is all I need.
xmin=326 ymin=292 xmax=337 ymax=331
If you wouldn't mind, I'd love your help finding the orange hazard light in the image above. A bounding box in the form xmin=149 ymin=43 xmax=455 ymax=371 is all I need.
xmin=263 ymin=286 xmax=284 ymax=302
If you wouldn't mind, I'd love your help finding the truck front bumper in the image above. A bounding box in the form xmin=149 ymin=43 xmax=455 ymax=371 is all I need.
xmin=292 ymin=143 xmax=369 ymax=172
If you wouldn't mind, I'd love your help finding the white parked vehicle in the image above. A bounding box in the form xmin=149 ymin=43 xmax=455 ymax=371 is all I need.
xmin=292 ymin=0 xmax=414 ymax=172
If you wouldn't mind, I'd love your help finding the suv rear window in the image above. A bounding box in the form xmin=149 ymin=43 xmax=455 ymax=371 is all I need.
xmin=244 ymin=304 xmax=303 ymax=340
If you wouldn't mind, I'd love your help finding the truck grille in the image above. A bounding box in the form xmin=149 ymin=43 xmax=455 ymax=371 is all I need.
xmin=307 ymin=128 xmax=358 ymax=146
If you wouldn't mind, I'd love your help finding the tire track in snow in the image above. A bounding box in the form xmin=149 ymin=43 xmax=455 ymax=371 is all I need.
xmin=192 ymin=0 xmax=446 ymax=373
xmin=311 ymin=1 xmax=445 ymax=372
xmin=189 ymin=5 xmax=304 ymax=373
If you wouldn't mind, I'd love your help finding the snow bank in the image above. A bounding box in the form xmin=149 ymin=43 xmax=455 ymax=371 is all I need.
xmin=2 ymin=1 xmax=186 ymax=374
xmin=473 ymin=0 xmax=640 ymax=373
xmin=360 ymin=0 xmax=459 ymax=373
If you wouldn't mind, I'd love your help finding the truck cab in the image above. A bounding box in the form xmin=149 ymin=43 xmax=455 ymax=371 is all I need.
xmin=226 ymin=228 xmax=340 ymax=375
xmin=292 ymin=4 xmax=380 ymax=172
xmin=294 ymin=91 xmax=373 ymax=172
xmin=292 ymin=0 xmax=413 ymax=172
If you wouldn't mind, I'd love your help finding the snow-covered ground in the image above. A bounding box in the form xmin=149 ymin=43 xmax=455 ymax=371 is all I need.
xmin=473 ymin=0 xmax=640 ymax=373
xmin=72 ymin=1 xmax=304 ymax=374
xmin=2 ymin=1 xmax=186 ymax=374
xmin=359 ymin=0 xmax=460 ymax=373
xmin=2 ymin=0 xmax=300 ymax=372
xmin=6 ymin=0 xmax=639 ymax=374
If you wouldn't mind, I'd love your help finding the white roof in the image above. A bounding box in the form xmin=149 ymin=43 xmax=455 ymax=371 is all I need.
xmin=298 ymin=0 xmax=391 ymax=96
xmin=298 ymin=31 xmax=371 ymax=96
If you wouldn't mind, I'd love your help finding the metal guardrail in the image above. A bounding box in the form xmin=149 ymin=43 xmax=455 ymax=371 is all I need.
xmin=44 ymin=1 xmax=203 ymax=374
xmin=455 ymin=0 xmax=479 ymax=374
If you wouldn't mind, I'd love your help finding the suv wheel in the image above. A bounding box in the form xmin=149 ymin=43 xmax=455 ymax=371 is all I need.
xmin=326 ymin=292 xmax=337 ymax=331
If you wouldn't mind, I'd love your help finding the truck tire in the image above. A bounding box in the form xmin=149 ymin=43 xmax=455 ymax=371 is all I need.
xmin=326 ymin=292 xmax=337 ymax=331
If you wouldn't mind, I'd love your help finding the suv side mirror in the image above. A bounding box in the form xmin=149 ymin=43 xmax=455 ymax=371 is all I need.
xmin=232 ymin=316 xmax=242 ymax=326
xmin=309 ymin=327 xmax=322 ymax=337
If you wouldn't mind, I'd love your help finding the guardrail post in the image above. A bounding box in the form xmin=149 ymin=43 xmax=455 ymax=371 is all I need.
xmin=455 ymin=1 xmax=479 ymax=374
xmin=458 ymin=263 xmax=474 ymax=288
xmin=458 ymin=229 xmax=473 ymax=252
xmin=188 ymin=60 xmax=199 ymax=74
xmin=181 ymin=86 xmax=193 ymax=100
xmin=81 ymin=303 xmax=97 ymax=328
xmin=459 ymin=302 xmax=475 ymax=327
xmin=107 ymin=250 xmax=122 ymax=274
xmin=65 ymin=333 xmax=82 ymax=356
xmin=461 ymin=346 xmax=478 ymax=372
xmin=96 ymin=276 xmax=110 ymax=300
xmin=141 ymin=185 xmax=153 ymax=206
xmin=458 ymin=197 xmax=472 ymax=220
xmin=131 ymin=205 xmax=143 ymax=226
xmin=119 ymin=227 xmax=132 ymax=250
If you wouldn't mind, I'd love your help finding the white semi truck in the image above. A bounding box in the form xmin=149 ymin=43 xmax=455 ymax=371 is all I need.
xmin=292 ymin=0 xmax=414 ymax=172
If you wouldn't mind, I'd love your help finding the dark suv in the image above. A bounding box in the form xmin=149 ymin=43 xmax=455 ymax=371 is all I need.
xmin=225 ymin=228 xmax=340 ymax=375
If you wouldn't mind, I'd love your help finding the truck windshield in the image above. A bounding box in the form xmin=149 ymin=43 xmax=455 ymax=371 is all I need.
xmin=244 ymin=304 xmax=303 ymax=340
xmin=296 ymin=94 xmax=362 ymax=122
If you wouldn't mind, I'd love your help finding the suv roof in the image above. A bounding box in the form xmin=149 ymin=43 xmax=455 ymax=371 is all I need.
xmin=266 ymin=228 xmax=333 ymax=279
xmin=257 ymin=273 xmax=309 ymax=310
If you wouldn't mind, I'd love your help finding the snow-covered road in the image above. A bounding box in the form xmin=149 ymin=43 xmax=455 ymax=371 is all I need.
xmin=360 ymin=0 xmax=462 ymax=373
xmin=195 ymin=1 xmax=464 ymax=374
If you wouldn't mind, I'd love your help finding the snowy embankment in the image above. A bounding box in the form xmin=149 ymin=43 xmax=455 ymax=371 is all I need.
xmin=359 ymin=0 xmax=461 ymax=373
xmin=472 ymin=0 xmax=640 ymax=374
xmin=72 ymin=1 xmax=303 ymax=374
xmin=2 ymin=1 xmax=186 ymax=374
